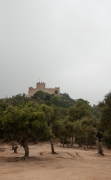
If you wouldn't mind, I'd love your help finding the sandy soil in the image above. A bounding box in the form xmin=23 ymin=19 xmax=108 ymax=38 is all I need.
xmin=0 ymin=142 xmax=111 ymax=180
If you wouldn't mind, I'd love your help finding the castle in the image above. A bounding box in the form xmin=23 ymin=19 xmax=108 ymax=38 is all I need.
xmin=28 ymin=82 xmax=60 ymax=97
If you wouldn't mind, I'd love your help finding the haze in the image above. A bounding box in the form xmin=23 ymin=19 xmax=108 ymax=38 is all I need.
xmin=0 ymin=0 xmax=111 ymax=105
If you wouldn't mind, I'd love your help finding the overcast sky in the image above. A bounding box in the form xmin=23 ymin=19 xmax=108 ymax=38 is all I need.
xmin=0 ymin=0 xmax=111 ymax=105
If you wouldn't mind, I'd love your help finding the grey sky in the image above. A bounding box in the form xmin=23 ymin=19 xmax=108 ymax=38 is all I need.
xmin=0 ymin=0 xmax=111 ymax=105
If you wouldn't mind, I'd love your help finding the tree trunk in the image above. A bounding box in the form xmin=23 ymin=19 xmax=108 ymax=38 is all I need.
xmin=84 ymin=142 xmax=86 ymax=150
xmin=21 ymin=138 xmax=29 ymax=157
xmin=67 ymin=138 xmax=68 ymax=147
xmin=49 ymin=122 xmax=57 ymax=154
xmin=11 ymin=142 xmax=15 ymax=150
xmin=79 ymin=142 xmax=82 ymax=147
xmin=98 ymin=141 xmax=104 ymax=155
xmin=14 ymin=146 xmax=18 ymax=154
xmin=35 ymin=137 xmax=38 ymax=144
xmin=63 ymin=139 xmax=64 ymax=148
xmin=87 ymin=144 xmax=88 ymax=148
xmin=71 ymin=137 xmax=74 ymax=147
xmin=49 ymin=137 xmax=56 ymax=154
xmin=23 ymin=145 xmax=29 ymax=157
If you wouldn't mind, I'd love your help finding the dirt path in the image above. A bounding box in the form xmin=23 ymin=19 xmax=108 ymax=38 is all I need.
xmin=0 ymin=143 xmax=111 ymax=180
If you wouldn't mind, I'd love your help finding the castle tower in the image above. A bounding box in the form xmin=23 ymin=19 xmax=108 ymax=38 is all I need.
xmin=36 ymin=82 xmax=45 ymax=90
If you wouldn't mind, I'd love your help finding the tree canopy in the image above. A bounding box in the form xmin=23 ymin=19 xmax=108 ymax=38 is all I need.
xmin=0 ymin=90 xmax=111 ymax=156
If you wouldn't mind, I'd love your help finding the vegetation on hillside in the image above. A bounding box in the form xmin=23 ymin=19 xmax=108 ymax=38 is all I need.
xmin=0 ymin=90 xmax=111 ymax=157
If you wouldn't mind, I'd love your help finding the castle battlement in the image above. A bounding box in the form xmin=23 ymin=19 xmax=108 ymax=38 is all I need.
xmin=28 ymin=82 xmax=60 ymax=97
xmin=29 ymin=87 xmax=36 ymax=90
xmin=36 ymin=82 xmax=45 ymax=84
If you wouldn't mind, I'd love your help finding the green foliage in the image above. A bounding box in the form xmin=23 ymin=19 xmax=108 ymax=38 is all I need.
xmin=91 ymin=105 xmax=100 ymax=119
xmin=9 ymin=93 xmax=29 ymax=106
xmin=68 ymin=99 xmax=92 ymax=122
xmin=31 ymin=91 xmax=75 ymax=108
xmin=80 ymin=117 xmax=97 ymax=146
xmin=1 ymin=104 xmax=52 ymax=142
xmin=73 ymin=117 xmax=97 ymax=147
xmin=1 ymin=89 xmax=108 ymax=151
xmin=2 ymin=105 xmax=31 ymax=141
xmin=55 ymin=90 xmax=58 ymax=95
xmin=53 ymin=120 xmax=67 ymax=138
xmin=73 ymin=120 xmax=84 ymax=146
xmin=99 ymin=91 xmax=111 ymax=148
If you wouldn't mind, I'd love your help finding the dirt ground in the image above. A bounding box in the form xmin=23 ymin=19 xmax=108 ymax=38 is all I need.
xmin=0 ymin=142 xmax=111 ymax=180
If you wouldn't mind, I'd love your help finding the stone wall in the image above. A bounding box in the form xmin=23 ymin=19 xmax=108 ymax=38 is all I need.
xmin=28 ymin=82 xmax=60 ymax=97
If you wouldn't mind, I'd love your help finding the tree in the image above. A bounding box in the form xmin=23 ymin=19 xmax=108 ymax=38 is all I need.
xmin=80 ymin=117 xmax=97 ymax=149
xmin=99 ymin=91 xmax=111 ymax=150
xmin=1 ymin=104 xmax=51 ymax=157
xmin=73 ymin=120 xmax=83 ymax=147
xmin=2 ymin=105 xmax=32 ymax=156
xmin=53 ymin=120 xmax=67 ymax=147
xmin=68 ymin=99 xmax=92 ymax=122
xmin=39 ymin=104 xmax=57 ymax=154
xmin=55 ymin=90 xmax=58 ymax=95
xmin=65 ymin=121 xmax=75 ymax=147
xmin=91 ymin=104 xmax=100 ymax=119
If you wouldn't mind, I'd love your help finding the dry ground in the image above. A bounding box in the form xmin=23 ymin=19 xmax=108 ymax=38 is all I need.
xmin=0 ymin=142 xmax=111 ymax=180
